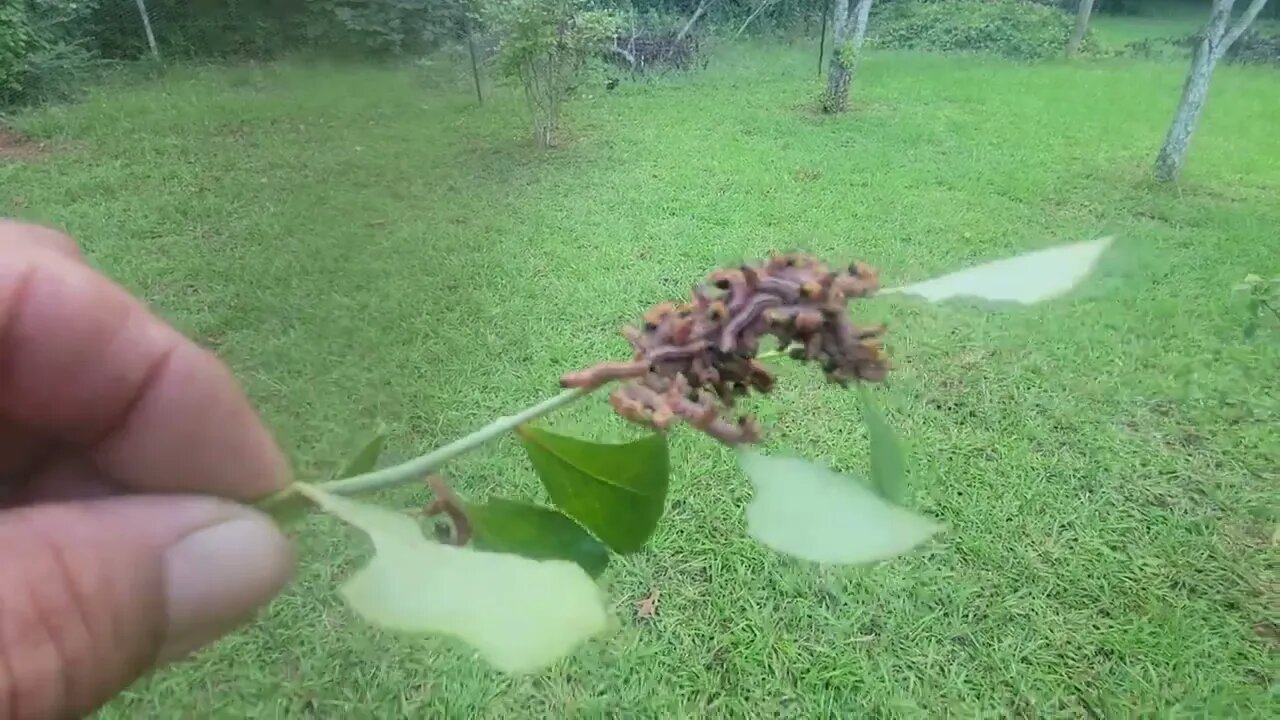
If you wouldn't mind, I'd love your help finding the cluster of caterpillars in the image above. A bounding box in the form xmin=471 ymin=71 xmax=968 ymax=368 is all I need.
xmin=561 ymin=252 xmax=889 ymax=444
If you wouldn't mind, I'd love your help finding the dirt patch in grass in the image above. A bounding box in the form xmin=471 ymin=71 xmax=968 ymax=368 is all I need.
xmin=0 ymin=127 xmax=49 ymax=162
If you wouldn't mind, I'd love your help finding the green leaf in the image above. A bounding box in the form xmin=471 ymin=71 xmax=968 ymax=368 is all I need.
xmin=516 ymin=425 xmax=669 ymax=554
xmin=881 ymin=236 xmax=1114 ymax=305
xmin=466 ymin=497 xmax=610 ymax=578
xmin=294 ymin=483 xmax=609 ymax=674
xmin=738 ymin=450 xmax=942 ymax=565
xmin=337 ymin=433 xmax=386 ymax=479
xmin=256 ymin=486 xmax=314 ymax=526
xmin=858 ymin=386 xmax=908 ymax=504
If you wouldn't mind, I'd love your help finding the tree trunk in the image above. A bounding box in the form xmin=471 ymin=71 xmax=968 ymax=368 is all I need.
xmin=735 ymin=0 xmax=774 ymax=39
xmin=1154 ymin=37 xmax=1218 ymax=181
xmin=822 ymin=0 xmax=873 ymax=113
xmin=822 ymin=0 xmax=852 ymax=112
xmin=1153 ymin=0 xmax=1269 ymax=181
xmin=1066 ymin=0 xmax=1096 ymax=58
xmin=851 ymin=0 xmax=872 ymax=48
xmin=674 ymin=0 xmax=718 ymax=49
xmin=133 ymin=0 xmax=160 ymax=59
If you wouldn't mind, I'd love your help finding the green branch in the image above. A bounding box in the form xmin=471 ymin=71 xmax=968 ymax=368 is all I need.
xmin=257 ymin=387 xmax=592 ymax=519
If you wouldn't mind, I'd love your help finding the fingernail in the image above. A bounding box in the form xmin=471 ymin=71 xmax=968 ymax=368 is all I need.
xmin=160 ymin=509 xmax=294 ymax=663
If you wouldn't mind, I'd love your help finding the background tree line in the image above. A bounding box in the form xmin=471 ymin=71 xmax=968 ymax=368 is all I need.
xmin=11 ymin=0 xmax=1248 ymax=66
xmin=4 ymin=0 xmax=1277 ymax=176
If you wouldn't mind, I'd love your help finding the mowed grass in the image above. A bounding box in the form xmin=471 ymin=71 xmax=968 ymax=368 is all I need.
xmin=1088 ymin=0 xmax=1280 ymax=50
xmin=3 ymin=40 xmax=1278 ymax=717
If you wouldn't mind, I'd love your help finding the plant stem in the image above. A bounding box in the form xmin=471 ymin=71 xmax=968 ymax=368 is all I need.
xmin=256 ymin=387 xmax=592 ymax=518
xmin=321 ymin=387 xmax=590 ymax=496
xmin=756 ymin=344 xmax=797 ymax=362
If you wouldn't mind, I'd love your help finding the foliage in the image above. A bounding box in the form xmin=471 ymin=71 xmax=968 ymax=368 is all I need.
xmin=516 ymin=426 xmax=668 ymax=553
xmin=873 ymin=0 xmax=1082 ymax=60
xmin=0 ymin=0 xmax=99 ymax=108
xmin=295 ymin=483 xmax=609 ymax=674
xmin=54 ymin=0 xmax=469 ymax=61
xmin=337 ymin=433 xmax=387 ymax=478
xmin=252 ymin=235 xmax=1113 ymax=671
xmin=859 ymin=385 xmax=908 ymax=503
xmin=309 ymin=0 xmax=469 ymax=56
xmin=1235 ymin=273 xmax=1280 ymax=339
xmin=613 ymin=0 xmax=832 ymax=37
xmin=1122 ymin=33 xmax=1193 ymax=61
xmin=739 ymin=450 xmax=941 ymax=564
xmin=1219 ymin=27 xmax=1280 ymax=65
xmin=605 ymin=11 xmax=709 ymax=79
xmin=486 ymin=0 xmax=619 ymax=146
xmin=880 ymin=236 xmax=1115 ymax=306
xmin=77 ymin=0 xmax=306 ymax=60
xmin=0 ymin=2 xmax=34 ymax=103
xmin=1124 ymin=27 xmax=1280 ymax=66
xmin=465 ymin=497 xmax=611 ymax=577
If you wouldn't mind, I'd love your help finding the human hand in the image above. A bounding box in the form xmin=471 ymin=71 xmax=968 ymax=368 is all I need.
xmin=0 ymin=220 xmax=295 ymax=719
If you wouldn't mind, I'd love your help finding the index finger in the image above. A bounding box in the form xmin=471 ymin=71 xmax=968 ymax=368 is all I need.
xmin=0 ymin=222 xmax=289 ymax=500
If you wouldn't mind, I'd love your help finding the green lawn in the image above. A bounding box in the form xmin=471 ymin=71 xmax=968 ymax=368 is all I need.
xmin=3 ymin=39 xmax=1278 ymax=717
xmin=1090 ymin=1 xmax=1209 ymax=48
xmin=1090 ymin=0 xmax=1280 ymax=51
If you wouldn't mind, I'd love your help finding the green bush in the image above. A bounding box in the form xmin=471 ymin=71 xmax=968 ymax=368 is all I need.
xmin=487 ymin=0 xmax=618 ymax=147
xmin=873 ymin=0 xmax=1079 ymax=61
xmin=307 ymin=0 xmax=469 ymax=57
xmin=1 ymin=0 xmax=97 ymax=108
xmin=76 ymin=0 xmax=467 ymax=61
xmin=1 ymin=2 xmax=36 ymax=104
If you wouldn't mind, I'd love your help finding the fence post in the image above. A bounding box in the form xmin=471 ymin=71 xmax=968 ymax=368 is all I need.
xmin=133 ymin=0 xmax=160 ymax=59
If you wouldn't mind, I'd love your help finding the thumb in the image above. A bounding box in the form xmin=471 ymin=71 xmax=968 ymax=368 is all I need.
xmin=0 ymin=496 xmax=294 ymax=720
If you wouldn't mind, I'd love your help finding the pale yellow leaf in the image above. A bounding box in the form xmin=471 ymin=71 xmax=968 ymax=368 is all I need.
xmin=296 ymin=484 xmax=609 ymax=674
xmin=881 ymin=236 xmax=1114 ymax=305
xmin=738 ymin=451 xmax=942 ymax=565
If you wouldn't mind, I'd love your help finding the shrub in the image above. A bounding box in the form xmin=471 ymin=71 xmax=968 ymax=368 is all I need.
xmin=77 ymin=0 xmax=313 ymax=60
xmin=1124 ymin=29 xmax=1280 ymax=66
xmin=486 ymin=0 xmax=618 ymax=147
xmin=873 ymin=0 xmax=1078 ymax=61
xmin=604 ymin=11 xmax=708 ymax=79
xmin=1219 ymin=29 xmax=1280 ymax=65
xmin=1 ymin=2 xmax=35 ymax=105
xmin=1122 ymin=35 xmax=1188 ymax=62
xmin=1 ymin=0 xmax=98 ymax=108
xmin=309 ymin=0 xmax=469 ymax=57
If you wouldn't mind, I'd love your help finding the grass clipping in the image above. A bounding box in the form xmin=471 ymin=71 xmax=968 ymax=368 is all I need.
xmin=296 ymin=484 xmax=609 ymax=674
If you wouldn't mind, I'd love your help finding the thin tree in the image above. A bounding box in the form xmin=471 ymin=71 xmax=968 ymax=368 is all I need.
xmin=673 ymin=0 xmax=719 ymax=48
xmin=1066 ymin=0 xmax=1096 ymax=58
xmin=1154 ymin=0 xmax=1270 ymax=182
xmin=133 ymin=0 xmax=160 ymax=59
xmin=735 ymin=0 xmax=776 ymax=38
xmin=822 ymin=0 xmax=872 ymax=113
